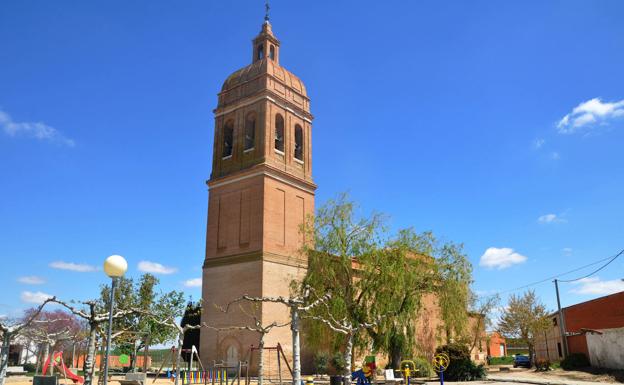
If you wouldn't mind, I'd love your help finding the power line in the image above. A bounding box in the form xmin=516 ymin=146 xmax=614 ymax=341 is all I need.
xmin=487 ymin=248 xmax=624 ymax=297
xmin=558 ymin=248 xmax=624 ymax=283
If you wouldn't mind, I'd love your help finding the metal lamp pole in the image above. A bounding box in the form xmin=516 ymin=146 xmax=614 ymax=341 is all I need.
xmin=102 ymin=255 xmax=128 ymax=385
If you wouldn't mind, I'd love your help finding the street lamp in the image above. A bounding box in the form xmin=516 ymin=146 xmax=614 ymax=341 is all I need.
xmin=102 ymin=255 xmax=128 ymax=385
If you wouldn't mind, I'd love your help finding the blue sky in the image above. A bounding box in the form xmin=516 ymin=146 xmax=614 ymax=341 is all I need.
xmin=1 ymin=1 xmax=623 ymax=321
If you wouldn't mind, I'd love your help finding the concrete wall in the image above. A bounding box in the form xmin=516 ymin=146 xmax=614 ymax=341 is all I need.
xmin=586 ymin=327 xmax=624 ymax=369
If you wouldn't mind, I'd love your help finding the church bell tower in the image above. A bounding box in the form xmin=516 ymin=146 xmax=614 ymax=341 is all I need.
xmin=200 ymin=16 xmax=315 ymax=369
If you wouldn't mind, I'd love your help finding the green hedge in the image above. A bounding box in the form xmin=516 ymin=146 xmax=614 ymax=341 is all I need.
xmin=489 ymin=356 xmax=514 ymax=365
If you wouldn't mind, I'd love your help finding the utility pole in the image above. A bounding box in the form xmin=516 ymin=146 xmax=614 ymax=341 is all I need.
xmin=553 ymin=279 xmax=569 ymax=358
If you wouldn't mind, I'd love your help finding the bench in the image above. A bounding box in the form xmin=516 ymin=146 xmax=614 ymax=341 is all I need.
xmin=383 ymin=369 xmax=403 ymax=384
xmin=118 ymin=372 xmax=147 ymax=385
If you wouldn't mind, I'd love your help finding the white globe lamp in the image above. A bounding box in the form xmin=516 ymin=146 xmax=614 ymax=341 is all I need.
xmin=103 ymin=254 xmax=128 ymax=278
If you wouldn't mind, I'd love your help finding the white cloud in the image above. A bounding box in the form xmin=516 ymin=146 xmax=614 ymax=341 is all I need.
xmin=21 ymin=291 xmax=53 ymax=304
xmin=183 ymin=278 xmax=202 ymax=288
xmin=570 ymin=277 xmax=624 ymax=296
xmin=138 ymin=261 xmax=178 ymax=275
xmin=551 ymin=151 xmax=561 ymax=160
xmin=557 ymin=98 xmax=624 ymax=134
xmin=538 ymin=213 xmax=566 ymax=224
xmin=50 ymin=261 xmax=98 ymax=272
xmin=0 ymin=109 xmax=75 ymax=146
xmin=18 ymin=276 xmax=45 ymax=285
xmin=562 ymin=248 xmax=573 ymax=257
xmin=479 ymin=247 xmax=528 ymax=269
xmin=533 ymin=138 xmax=545 ymax=149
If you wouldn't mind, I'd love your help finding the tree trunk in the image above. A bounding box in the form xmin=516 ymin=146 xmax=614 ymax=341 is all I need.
xmin=290 ymin=308 xmax=301 ymax=385
xmin=36 ymin=344 xmax=43 ymax=375
xmin=0 ymin=332 xmax=12 ymax=385
xmin=130 ymin=349 xmax=137 ymax=372
xmin=174 ymin=333 xmax=183 ymax=385
xmin=42 ymin=344 xmax=50 ymax=373
xmin=257 ymin=336 xmax=265 ymax=385
xmin=343 ymin=334 xmax=354 ymax=382
xmin=389 ymin=338 xmax=402 ymax=370
xmin=83 ymin=325 xmax=98 ymax=385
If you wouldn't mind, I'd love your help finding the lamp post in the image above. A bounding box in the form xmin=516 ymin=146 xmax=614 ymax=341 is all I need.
xmin=102 ymin=255 xmax=128 ymax=385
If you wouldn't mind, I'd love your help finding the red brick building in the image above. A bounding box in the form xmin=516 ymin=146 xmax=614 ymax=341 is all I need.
xmin=535 ymin=290 xmax=624 ymax=369
xmin=487 ymin=332 xmax=507 ymax=357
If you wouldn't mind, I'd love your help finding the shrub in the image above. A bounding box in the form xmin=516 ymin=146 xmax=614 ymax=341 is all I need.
xmin=412 ymin=357 xmax=432 ymax=377
xmin=314 ymin=352 xmax=330 ymax=375
xmin=23 ymin=363 xmax=37 ymax=373
xmin=535 ymin=358 xmax=551 ymax=371
xmin=435 ymin=343 xmax=486 ymax=381
xmin=331 ymin=352 xmax=347 ymax=373
xmin=560 ymin=353 xmax=590 ymax=370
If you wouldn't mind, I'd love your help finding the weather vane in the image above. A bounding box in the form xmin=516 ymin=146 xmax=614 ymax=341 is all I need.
xmin=264 ymin=0 xmax=270 ymax=22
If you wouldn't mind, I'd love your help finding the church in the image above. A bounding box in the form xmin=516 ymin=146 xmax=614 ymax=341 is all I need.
xmin=199 ymin=13 xmax=487 ymax=374
xmin=199 ymin=15 xmax=315 ymax=371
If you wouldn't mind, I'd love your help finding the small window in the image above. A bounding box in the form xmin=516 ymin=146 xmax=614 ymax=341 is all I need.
xmin=269 ymin=45 xmax=275 ymax=60
xmin=557 ymin=342 xmax=562 ymax=358
xmin=294 ymin=124 xmax=303 ymax=161
xmin=244 ymin=114 xmax=255 ymax=151
xmin=257 ymin=44 xmax=264 ymax=60
xmin=222 ymin=121 xmax=234 ymax=158
xmin=553 ymin=317 xmax=557 ymax=326
xmin=275 ymin=114 xmax=284 ymax=152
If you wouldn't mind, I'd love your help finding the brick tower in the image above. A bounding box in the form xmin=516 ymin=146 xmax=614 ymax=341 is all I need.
xmin=200 ymin=17 xmax=315 ymax=370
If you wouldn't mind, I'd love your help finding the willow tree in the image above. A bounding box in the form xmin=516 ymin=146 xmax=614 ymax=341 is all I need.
xmin=300 ymin=194 xmax=473 ymax=373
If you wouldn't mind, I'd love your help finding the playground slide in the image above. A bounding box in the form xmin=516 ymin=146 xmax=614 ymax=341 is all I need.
xmin=58 ymin=359 xmax=84 ymax=384
xmin=42 ymin=351 xmax=85 ymax=384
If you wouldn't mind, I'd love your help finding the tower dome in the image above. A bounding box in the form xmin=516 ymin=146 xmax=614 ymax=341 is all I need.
xmin=216 ymin=21 xmax=310 ymax=117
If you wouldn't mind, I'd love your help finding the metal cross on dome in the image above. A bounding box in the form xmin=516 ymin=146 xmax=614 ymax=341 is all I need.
xmin=264 ymin=0 xmax=270 ymax=22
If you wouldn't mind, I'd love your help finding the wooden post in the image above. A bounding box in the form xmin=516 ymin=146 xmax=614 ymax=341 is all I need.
xmin=277 ymin=349 xmax=282 ymax=385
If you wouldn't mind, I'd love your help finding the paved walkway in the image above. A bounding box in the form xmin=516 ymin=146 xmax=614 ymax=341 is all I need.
xmin=487 ymin=375 xmax=608 ymax=385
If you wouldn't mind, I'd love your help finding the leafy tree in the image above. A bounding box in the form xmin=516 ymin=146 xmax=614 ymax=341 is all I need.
xmin=300 ymin=194 xmax=472 ymax=375
xmin=99 ymin=274 xmax=185 ymax=370
xmin=467 ymin=293 xmax=500 ymax=354
xmin=498 ymin=290 xmax=550 ymax=362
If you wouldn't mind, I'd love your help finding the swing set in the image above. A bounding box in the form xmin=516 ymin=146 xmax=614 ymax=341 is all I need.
xmin=246 ymin=343 xmax=292 ymax=385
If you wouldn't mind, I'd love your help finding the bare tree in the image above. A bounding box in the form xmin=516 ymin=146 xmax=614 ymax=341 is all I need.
xmin=0 ymin=298 xmax=54 ymax=385
xmin=148 ymin=316 xmax=201 ymax=385
xmin=468 ymin=294 xmax=500 ymax=354
xmin=220 ymin=286 xmax=330 ymax=385
xmin=51 ymin=298 xmax=135 ymax=385
xmin=209 ymin=302 xmax=290 ymax=385
xmin=303 ymin=308 xmax=387 ymax=381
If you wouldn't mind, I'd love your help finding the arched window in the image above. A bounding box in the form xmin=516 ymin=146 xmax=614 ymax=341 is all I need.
xmin=274 ymin=114 xmax=284 ymax=152
xmin=244 ymin=113 xmax=255 ymax=151
xmin=269 ymin=45 xmax=275 ymax=60
xmin=294 ymin=124 xmax=303 ymax=161
xmin=222 ymin=120 xmax=234 ymax=158
xmin=257 ymin=44 xmax=264 ymax=60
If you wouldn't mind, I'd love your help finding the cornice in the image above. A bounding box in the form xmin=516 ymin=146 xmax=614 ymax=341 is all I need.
xmin=203 ymin=250 xmax=308 ymax=269
xmin=207 ymin=163 xmax=317 ymax=194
